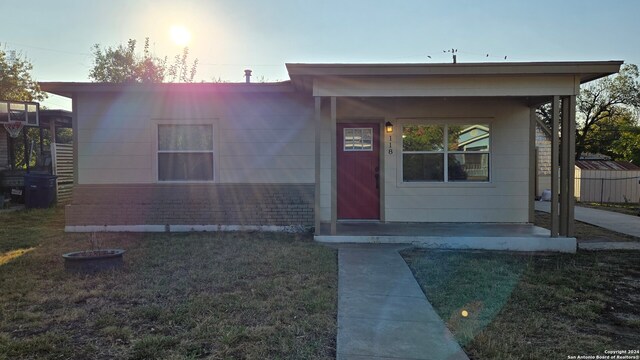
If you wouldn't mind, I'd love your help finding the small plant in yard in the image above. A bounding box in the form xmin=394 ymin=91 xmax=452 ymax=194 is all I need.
xmin=62 ymin=232 xmax=126 ymax=273
xmin=88 ymin=232 xmax=102 ymax=254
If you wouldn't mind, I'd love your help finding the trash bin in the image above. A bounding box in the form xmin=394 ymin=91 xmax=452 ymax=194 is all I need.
xmin=24 ymin=173 xmax=57 ymax=209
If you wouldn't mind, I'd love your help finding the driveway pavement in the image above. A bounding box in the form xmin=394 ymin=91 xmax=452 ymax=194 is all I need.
xmin=337 ymin=244 xmax=468 ymax=360
xmin=535 ymin=201 xmax=640 ymax=238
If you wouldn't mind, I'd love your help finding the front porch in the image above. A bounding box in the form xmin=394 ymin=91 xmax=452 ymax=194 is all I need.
xmin=315 ymin=222 xmax=576 ymax=253
xmin=285 ymin=63 xmax=623 ymax=246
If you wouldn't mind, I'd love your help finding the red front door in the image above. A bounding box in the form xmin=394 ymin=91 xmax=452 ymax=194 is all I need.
xmin=337 ymin=123 xmax=380 ymax=220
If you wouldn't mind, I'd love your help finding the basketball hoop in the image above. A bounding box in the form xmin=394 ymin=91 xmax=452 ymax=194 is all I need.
xmin=3 ymin=121 xmax=24 ymax=138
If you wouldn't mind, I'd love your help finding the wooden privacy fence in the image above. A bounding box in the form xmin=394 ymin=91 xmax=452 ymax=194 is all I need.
xmin=51 ymin=143 xmax=74 ymax=202
xmin=575 ymin=172 xmax=640 ymax=204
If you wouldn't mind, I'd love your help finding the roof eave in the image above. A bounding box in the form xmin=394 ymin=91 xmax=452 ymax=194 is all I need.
xmin=286 ymin=61 xmax=624 ymax=84
xmin=39 ymin=81 xmax=295 ymax=98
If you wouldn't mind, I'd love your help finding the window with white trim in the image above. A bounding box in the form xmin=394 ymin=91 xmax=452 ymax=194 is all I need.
xmin=344 ymin=128 xmax=373 ymax=151
xmin=158 ymin=124 xmax=214 ymax=181
xmin=402 ymin=124 xmax=490 ymax=182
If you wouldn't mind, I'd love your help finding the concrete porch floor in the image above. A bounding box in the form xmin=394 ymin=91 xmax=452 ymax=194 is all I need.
xmin=316 ymin=222 xmax=577 ymax=253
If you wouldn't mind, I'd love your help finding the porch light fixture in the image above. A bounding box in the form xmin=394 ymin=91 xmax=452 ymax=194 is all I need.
xmin=385 ymin=121 xmax=394 ymax=133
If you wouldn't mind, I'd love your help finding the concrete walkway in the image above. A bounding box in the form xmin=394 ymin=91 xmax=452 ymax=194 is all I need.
xmin=337 ymin=245 xmax=468 ymax=360
xmin=535 ymin=201 xmax=640 ymax=238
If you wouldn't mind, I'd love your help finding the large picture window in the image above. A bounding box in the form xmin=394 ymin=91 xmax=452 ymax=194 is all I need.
xmin=158 ymin=124 xmax=214 ymax=181
xmin=402 ymin=123 xmax=490 ymax=182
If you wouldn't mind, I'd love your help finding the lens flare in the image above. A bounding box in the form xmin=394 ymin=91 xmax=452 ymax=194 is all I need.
xmin=170 ymin=25 xmax=191 ymax=46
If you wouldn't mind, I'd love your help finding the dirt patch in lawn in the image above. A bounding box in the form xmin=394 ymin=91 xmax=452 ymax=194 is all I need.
xmin=535 ymin=211 xmax=639 ymax=242
xmin=402 ymin=249 xmax=640 ymax=360
xmin=0 ymin=207 xmax=337 ymax=359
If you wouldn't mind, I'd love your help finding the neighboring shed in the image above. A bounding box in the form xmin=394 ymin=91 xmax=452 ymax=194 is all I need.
xmin=574 ymin=160 xmax=640 ymax=203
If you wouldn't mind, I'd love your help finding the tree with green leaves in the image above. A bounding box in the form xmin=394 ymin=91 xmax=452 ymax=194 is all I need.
xmin=579 ymin=107 xmax=638 ymax=159
xmin=89 ymin=38 xmax=198 ymax=83
xmin=0 ymin=47 xmax=49 ymax=169
xmin=0 ymin=48 xmax=46 ymax=102
xmin=576 ymin=64 xmax=640 ymax=160
xmin=538 ymin=64 xmax=640 ymax=161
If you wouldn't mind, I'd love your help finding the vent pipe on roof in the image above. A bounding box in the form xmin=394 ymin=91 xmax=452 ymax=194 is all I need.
xmin=244 ymin=69 xmax=252 ymax=83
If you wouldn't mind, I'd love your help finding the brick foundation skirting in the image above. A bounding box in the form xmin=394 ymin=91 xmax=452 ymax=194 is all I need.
xmin=65 ymin=184 xmax=314 ymax=230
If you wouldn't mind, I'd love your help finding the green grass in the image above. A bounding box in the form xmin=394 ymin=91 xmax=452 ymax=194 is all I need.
xmin=578 ymin=202 xmax=640 ymax=216
xmin=0 ymin=207 xmax=63 ymax=253
xmin=0 ymin=207 xmax=337 ymax=359
xmin=402 ymin=250 xmax=640 ymax=360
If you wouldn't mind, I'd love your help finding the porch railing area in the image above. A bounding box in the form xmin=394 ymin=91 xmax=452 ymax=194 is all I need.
xmin=51 ymin=143 xmax=74 ymax=203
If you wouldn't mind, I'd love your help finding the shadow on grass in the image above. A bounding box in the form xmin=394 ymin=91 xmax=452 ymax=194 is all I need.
xmin=402 ymin=249 xmax=640 ymax=360
xmin=402 ymin=250 xmax=527 ymax=347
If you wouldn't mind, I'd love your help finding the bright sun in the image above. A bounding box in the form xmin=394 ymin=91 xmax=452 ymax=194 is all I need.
xmin=170 ymin=25 xmax=191 ymax=46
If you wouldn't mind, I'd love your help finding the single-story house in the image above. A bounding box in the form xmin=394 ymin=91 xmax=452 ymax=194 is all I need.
xmin=40 ymin=61 xmax=623 ymax=252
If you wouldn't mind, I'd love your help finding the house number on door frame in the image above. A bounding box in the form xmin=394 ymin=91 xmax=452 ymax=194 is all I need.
xmin=388 ymin=135 xmax=393 ymax=154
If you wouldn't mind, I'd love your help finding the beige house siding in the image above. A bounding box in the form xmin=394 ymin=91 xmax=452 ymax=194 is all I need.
xmin=69 ymin=91 xmax=316 ymax=228
xmin=319 ymin=97 xmax=530 ymax=223
xmin=76 ymin=92 xmax=315 ymax=185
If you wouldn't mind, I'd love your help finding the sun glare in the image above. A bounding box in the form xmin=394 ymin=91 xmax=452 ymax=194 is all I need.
xmin=170 ymin=25 xmax=191 ymax=46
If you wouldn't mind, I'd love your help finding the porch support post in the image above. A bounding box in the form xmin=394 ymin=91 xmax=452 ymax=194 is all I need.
xmin=528 ymin=107 xmax=536 ymax=223
xmin=49 ymin=120 xmax=57 ymax=144
xmin=330 ymin=96 xmax=337 ymax=235
xmin=567 ymin=95 xmax=577 ymax=236
xmin=314 ymin=97 xmax=322 ymax=235
xmin=39 ymin=127 xmax=44 ymax=156
xmin=560 ymin=97 xmax=570 ymax=236
xmin=72 ymin=93 xmax=79 ymax=185
xmin=550 ymin=96 xmax=560 ymax=237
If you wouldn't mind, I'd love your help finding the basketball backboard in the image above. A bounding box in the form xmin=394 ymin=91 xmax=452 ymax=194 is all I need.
xmin=0 ymin=100 xmax=39 ymax=126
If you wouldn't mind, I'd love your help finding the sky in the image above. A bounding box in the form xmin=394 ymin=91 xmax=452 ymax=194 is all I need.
xmin=1 ymin=0 xmax=639 ymax=110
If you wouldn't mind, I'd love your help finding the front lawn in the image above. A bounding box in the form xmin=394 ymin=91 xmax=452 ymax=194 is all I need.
xmin=402 ymin=249 xmax=640 ymax=359
xmin=0 ymin=207 xmax=337 ymax=359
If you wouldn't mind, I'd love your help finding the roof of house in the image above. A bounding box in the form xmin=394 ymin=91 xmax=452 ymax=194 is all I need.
xmin=580 ymin=153 xmax=612 ymax=160
xmin=575 ymin=160 xmax=640 ymax=171
xmin=286 ymin=61 xmax=623 ymax=83
xmin=39 ymin=81 xmax=295 ymax=98
xmin=40 ymin=61 xmax=623 ymax=98
xmin=39 ymin=109 xmax=72 ymax=128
